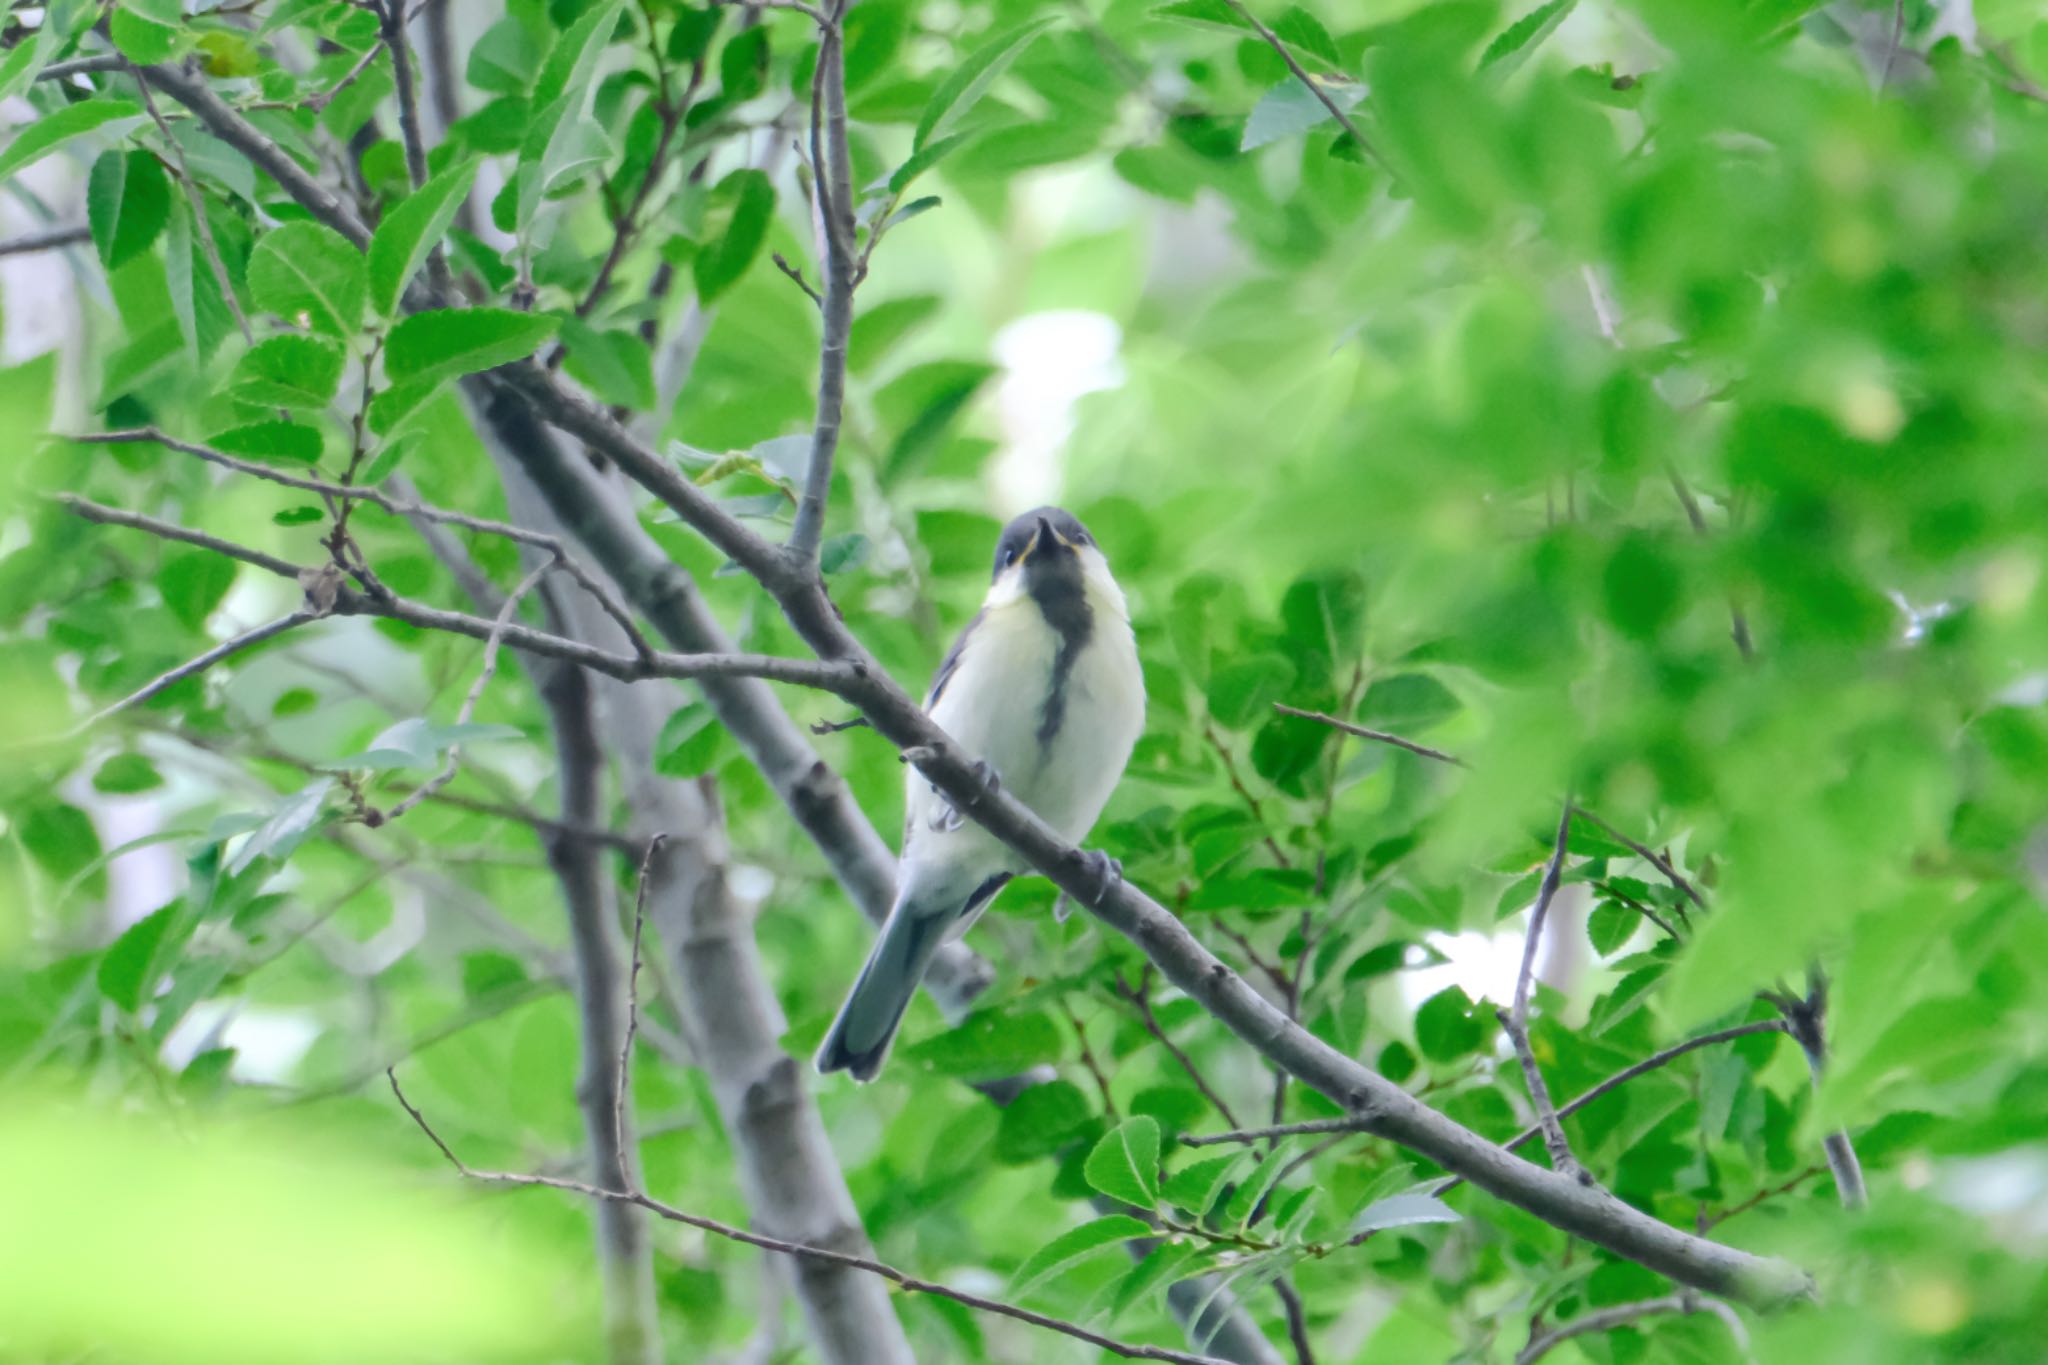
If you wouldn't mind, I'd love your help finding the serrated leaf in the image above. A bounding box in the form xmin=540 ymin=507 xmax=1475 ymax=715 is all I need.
xmin=1274 ymin=5 xmax=1341 ymax=68
xmin=1347 ymin=1191 xmax=1461 ymax=1236
xmin=1588 ymin=899 xmax=1639 ymax=956
xmin=915 ymin=17 xmax=1056 ymax=149
xmin=248 ymin=221 xmax=366 ymax=338
xmin=1479 ymin=0 xmax=1578 ymax=81
xmin=208 ymin=420 xmax=324 ymax=465
xmin=1008 ymin=1215 xmax=1151 ymax=1298
xmin=368 ymin=158 xmax=478 ymax=317
xmin=1221 ymin=1143 xmax=1292 ymax=1228
xmin=158 ymin=552 xmax=236 ymax=631
xmin=1106 ymin=1240 xmax=1210 ymax=1320
xmin=231 ymin=335 xmax=345 ymax=408
xmin=1162 ymin=1152 xmax=1244 ymax=1217
xmin=1242 ymin=78 xmax=1365 ymax=152
xmin=0 ymin=100 xmax=145 ymax=183
xmin=110 ymin=5 xmax=179 ymax=64
xmin=86 ymin=149 xmax=171 ymax=271
xmin=97 ymin=902 xmax=176 ymax=1012
xmin=1084 ymin=1117 xmax=1161 ymax=1209
xmin=385 ymin=308 xmax=560 ymax=386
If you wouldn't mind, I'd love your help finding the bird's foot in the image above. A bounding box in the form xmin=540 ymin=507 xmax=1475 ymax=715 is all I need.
xmin=965 ymin=758 xmax=1000 ymax=806
xmin=1078 ymin=849 xmax=1123 ymax=904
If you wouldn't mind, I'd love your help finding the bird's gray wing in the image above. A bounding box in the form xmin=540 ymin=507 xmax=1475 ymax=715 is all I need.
xmin=925 ymin=608 xmax=985 ymax=710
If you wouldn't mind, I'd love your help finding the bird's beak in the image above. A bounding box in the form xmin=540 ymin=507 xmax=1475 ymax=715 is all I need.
xmin=1019 ymin=515 xmax=1073 ymax=566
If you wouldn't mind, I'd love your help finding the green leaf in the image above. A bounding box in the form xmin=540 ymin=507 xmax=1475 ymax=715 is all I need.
xmin=915 ymin=17 xmax=1056 ymax=149
xmin=692 ymin=169 xmax=774 ymax=304
xmin=1083 ymin=1117 xmax=1160 ymax=1209
xmin=819 ymin=532 xmax=870 ymax=575
xmin=208 ymin=420 xmax=325 ymax=465
xmin=227 ymin=778 xmax=333 ymax=875
xmin=1162 ymin=1152 xmax=1244 ymax=1217
xmin=367 ymin=158 xmax=479 ymax=317
xmin=1008 ymin=1215 xmax=1151 ymax=1298
xmin=993 ymin=1079 xmax=1096 ymax=1163
xmin=1151 ymin=0 xmax=1253 ymax=33
xmin=231 ymin=335 xmax=346 ymax=408
xmin=110 ymin=4 xmax=180 ymax=64
xmin=0 ymin=27 xmax=50 ymax=105
xmin=1356 ymin=674 xmax=1460 ymax=732
xmin=1221 ymin=1142 xmax=1294 ymax=1228
xmin=1280 ymin=568 xmax=1367 ymax=687
xmin=887 ymin=130 xmax=978 ymax=196
xmin=1348 ymin=1191 xmax=1461 ymax=1236
xmin=1274 ymin=6 xmax=1342 ymax=68
xmin=560 ymin=319 xmax=655 ymax=410
xmin=21 ymin=803 xmax=103 ymax=883
xmin=1242 ymin=78 xmax=1365 ymax=153
xmin=1206 ymin=652 xmax=1294 ymax=729
xmin=1479 ymin=0 xmax=1578 ymax=80
xmin=385 ymin=308 xmax=560 ymax=386
xmin=901 ymin=1007 xmax=1062 ymax=1078
xmin=1587 ymin=900 xmax=1638 ymax=956
xmin=1106 ymin=1240 xmax=1210 ymax=1321
xmin=848 ymin=293 xmax=941 ymax=373
xmin=653 ymin=703 xmax=726 ymax=778
xmin=97 ymin=902 xmax=176 ymax=1011
xmin=158 ymin=551 xmax=236 ymax=631
xmin=0 ymin=100 xmax=144 ymax=183
xmin=1414 ymin=985 xmax=1488 ymax=1061
xmin=248 ymin=221 xmax=366 ymax=338
xmin=92 ymin=754 xmax=164 ymax=795
xmin=86 ymin=150 xmax=171 ymax=271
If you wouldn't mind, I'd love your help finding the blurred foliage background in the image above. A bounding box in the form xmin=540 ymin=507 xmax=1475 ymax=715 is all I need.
xmin=2 ymin=0 xmax=2046 ymax=1360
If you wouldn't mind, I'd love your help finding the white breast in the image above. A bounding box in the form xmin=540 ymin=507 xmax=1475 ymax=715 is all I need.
xmin=906 ymin=583 xmax=1145 ymax=889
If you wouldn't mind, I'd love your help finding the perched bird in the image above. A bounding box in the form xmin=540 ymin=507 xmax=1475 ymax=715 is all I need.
xmin=815 ymin=507 xmax=1146 ymax=1082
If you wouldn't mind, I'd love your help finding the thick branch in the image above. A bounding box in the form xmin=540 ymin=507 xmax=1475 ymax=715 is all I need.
xmin=536 ymin=628 xmax=661 ymax=1365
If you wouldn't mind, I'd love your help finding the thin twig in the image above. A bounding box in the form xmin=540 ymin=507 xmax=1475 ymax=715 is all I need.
xmin=614 ymin=833 xmax=667 ymax=1158
xmin=1700 ymin=1165 xmax=1827 ymax=1231
xmin=1501 ymin=803 xmax=1585 ymax=1181
xmin=60 ymin=496 xmax=850 ymax=693
xmin=1515 ymin=1294 xmax=1745 ymax=1365
xmin=1116 ymin=968 xmax=1241 ymax=1129
xmin=1219 ymin=0 xmax=1390 ymax=174
xmin=771 ymin=251 xmax=824 ymax=306
xmin=1205 ymin=722 xmax=1290 ymax=867
xmin=0 ymin=224 xmax=91 ymax=256
xmin=384 ymin=557 xmax=553 ymax=822
xmin=1770 ymin=972 xmax=1868 ymax=1212
xmin=70 ymin=428 xmax=656 ymax=661
xmin=65 ymin=611 xmax=316 ymax=735
xmin=1272 ymin=704 xmax=1467 ymax=767
xmin=131 ymin=65 xmax=253 ymax=345
xmin=386 ymin=1071 xmax=1234 ymax=1365
xmin=786 ymin=0 xmax=855 ymax=565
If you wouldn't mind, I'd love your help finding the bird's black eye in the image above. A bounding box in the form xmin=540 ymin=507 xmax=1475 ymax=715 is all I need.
xmin=1003 ymin=547 xmax=1018 ymax=566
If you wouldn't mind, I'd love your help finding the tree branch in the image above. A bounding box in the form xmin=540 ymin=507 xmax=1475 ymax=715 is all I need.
xmin=1501 ymin=803 xmax=1584 ymax=1180
xmin=1770 ymin=973 xmax=1868 ymax=1212
xmin=66 ymin=610 xmax=315 ymax=734
xmin=1514 ymin=1293 xmax=1747 ymax=1365
xmin=786 ymin=0 xmax=856 ymax=565
xmin=534 ymin=611 xmax=662 ymax=1365
xmin=386 ymin=1073 xmax=1236 ymax=1365
xmin=1271 ymin=704 xmax=1467 ymax=767
xmin=0 ymin=224 xmax=91 ymax=256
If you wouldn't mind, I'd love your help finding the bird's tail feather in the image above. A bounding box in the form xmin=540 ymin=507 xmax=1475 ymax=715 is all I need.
xmin=814 ymin=903 xmax=950 ymax=1082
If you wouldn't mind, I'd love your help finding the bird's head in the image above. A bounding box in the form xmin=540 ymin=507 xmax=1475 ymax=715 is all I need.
xmin=989 ymin=506 xmax=1122 ymax=612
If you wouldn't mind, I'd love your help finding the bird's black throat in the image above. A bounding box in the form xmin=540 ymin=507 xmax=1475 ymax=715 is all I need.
xmin=1028 ymin=569 xmax=1093 ymax=745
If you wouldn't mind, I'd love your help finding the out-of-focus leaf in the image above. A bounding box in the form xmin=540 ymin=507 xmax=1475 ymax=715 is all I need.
xmin=1008 ymin=1215 xmax=1152 ymax=1298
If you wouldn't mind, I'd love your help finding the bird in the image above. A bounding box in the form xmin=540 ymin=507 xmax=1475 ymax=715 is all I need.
xmin=815 ymin=506 xmax=1146 ymax=1082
